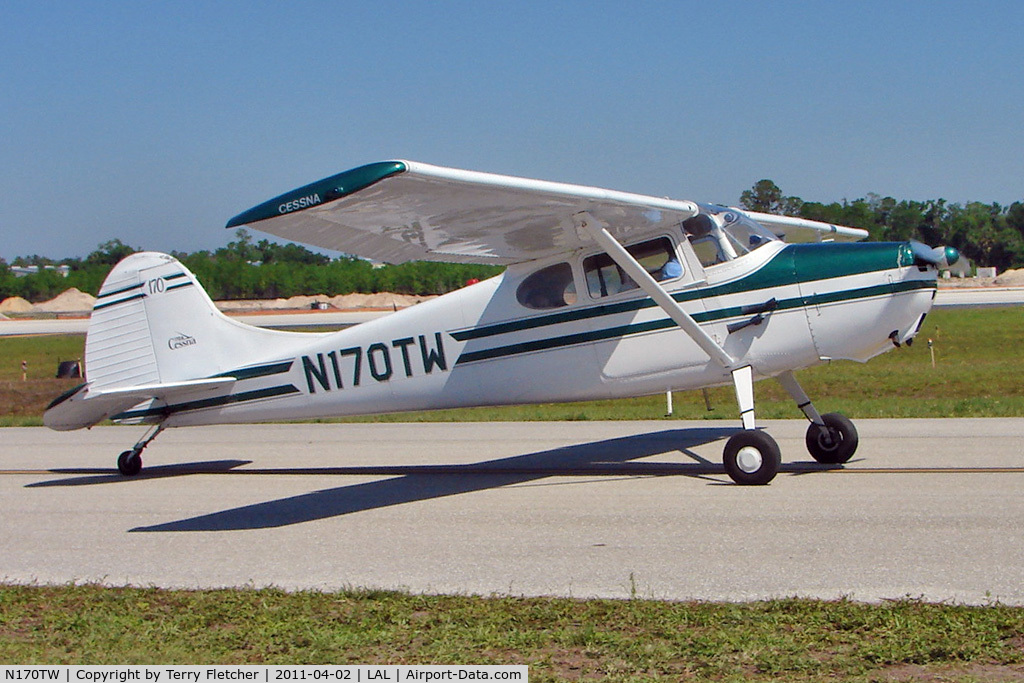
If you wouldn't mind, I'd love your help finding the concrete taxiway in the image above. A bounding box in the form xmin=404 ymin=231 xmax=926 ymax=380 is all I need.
xmin=2 ymin=419 xmax=1023 ymax=604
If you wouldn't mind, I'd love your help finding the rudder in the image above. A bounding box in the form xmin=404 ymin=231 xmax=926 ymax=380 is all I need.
xmin=85 ymin=252 xmax=306 ymax=389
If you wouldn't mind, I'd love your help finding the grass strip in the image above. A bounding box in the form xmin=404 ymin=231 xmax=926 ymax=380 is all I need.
xmin=1 ymin=585 xmax=1023 ymax=681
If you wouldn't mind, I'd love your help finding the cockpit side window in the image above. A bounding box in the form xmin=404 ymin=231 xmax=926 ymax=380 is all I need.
xmin=583 ymin=237 xmax=680 ymax=299
xmin=689 ymin=235 xmax=726 ymax=268
xmin=516 ymin=262 xmax=577 ymax=310
xmin=683 ymin=214 xmax=726 ymax=267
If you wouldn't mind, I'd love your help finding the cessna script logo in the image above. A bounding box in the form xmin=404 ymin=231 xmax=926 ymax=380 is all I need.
xmin=168 ymin=333 xmax=196 ymax=350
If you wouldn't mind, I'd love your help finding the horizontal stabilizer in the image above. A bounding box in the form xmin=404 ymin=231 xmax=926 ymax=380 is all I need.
xmin=44 ymin=377 xmax=235 ymax=431
xmin=93 ymin=376 xmax=235 ymax=402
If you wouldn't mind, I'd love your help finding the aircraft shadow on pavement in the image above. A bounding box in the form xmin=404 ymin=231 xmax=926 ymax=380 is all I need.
xmin=25 ymin=460 xmax=253 ymax=487
xmin=112 ymin=428 xmax=839 ymax=533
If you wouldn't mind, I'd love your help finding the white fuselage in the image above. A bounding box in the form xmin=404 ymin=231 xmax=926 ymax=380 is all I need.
xmin=158 ymin=240 xmax=935 ymax=427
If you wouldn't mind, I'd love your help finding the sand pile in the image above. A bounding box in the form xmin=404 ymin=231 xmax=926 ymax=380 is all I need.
xmin=330 ymin=292 xmax=432 ymax=309
xmin=216 ymin=298 xmax=289 ymax=311
xmin=217 ymin=292 xmax=435 ymax=311
xmin=0 ymin=296 xmax=34 ymax=313
xmin=216 ymin=296 xmax=328 ymax=312
xmin=995 ymin=268 xmax=1024 ymax=286
xmin=3 ymin=288 xmax=435 ymax=315
xmin=285 ymin=295 xmax=334 ymax=309
xmin=33 ymin=288 xmax=96 ymax=313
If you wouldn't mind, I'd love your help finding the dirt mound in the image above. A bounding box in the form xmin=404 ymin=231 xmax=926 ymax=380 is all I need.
xmin=332 ymin=292 xmax=431 ymax=309
xmin=216 ymin=293 xmax=436 ymax=311
xmin=216 ymin=298 xmax=289 ymax=311
xmin=0 ymin=297 xmax=34 ymax=313
xmin=216 ymin=296 xmax=335 ymax=311
xmin=284 ymin=295 xmax=332 ymax=309
xmin=995 ymin=268 xmax=1024 ymax=286
xmin=33 ymin=288 xmax=96 ymax=313
xmin=329 ymin=294 xmax=369 ymax=309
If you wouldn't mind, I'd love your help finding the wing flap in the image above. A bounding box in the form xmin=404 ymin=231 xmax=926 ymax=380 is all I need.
xmin=227 ymin=161 xmax=700 ymax=264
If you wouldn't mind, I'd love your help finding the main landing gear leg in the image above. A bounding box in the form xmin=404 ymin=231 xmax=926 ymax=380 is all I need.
xmin=117 ymin=423 xmax=165 ymax=476
xmin=776 ymin=371 xmax=858 ymax=464
xmin=723 ymin=366 xmax=781 ymax=485
xmin=574 ymin=217 xmax=777 ymax=485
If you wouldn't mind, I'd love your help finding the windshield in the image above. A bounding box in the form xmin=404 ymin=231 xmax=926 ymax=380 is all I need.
xmin=719 ymin=210 xmax=779 ymax=256
xmin=684 ymin=208 xmax=779 ymax=267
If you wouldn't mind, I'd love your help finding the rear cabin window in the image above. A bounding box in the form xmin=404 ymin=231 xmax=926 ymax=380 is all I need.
xmin=583 ymin=237 xmax=680 ymax=298
xmin=516 ymin=262 xmax=577 ymax=309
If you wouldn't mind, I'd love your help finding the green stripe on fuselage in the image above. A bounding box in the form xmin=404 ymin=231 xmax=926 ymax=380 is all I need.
xmin=112 ymin=384 xmax=301 ymax=421
xmin=453 ymin=242 xmax=907 ymax=343
xmin=214 ymin=360 xmax=294 ymax=381
xmin=455 ymin=278 xmax=933 ymax=366
xmin=454 ymin=242 xmax=929 ymax=365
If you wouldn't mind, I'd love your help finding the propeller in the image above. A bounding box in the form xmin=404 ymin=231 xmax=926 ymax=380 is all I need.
xmin=909 ymin=241 xmax=960 ymax=269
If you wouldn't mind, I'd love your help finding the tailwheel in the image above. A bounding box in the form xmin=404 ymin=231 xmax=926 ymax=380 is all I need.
xmin=117 ymin=450 xmax=143 ymax=477
xmin=723 ymin=430 xmax=781 ymax=485
xmin=115 ymin=423 xmax=164 ymax=476
xmin=806 ymin=412 xmax=858 ymax=464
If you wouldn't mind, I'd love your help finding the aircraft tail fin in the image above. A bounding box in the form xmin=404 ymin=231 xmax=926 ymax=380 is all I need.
xmin=84 ymin=252 xmax=277 ymax=388
xmin=45 ymin=252 xmax=315 ymax=430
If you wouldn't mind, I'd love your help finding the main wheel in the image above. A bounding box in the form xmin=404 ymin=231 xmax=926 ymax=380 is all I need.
xmin=805 ymin=412 xmax=858 ymax=464
xmin=723 ymin=430 xmax=781 ymax=485
xmin=117 ymin=449 xmax=143 ymax=476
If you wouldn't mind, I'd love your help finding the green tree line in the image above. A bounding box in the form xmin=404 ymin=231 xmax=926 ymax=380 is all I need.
xmin=740 ymin=180 xmax=1024 ymax=271
xmin=3 ymin=181 xmax=1023 ymax=304
xmin=0 ymin=232 xmax=503 ymax=303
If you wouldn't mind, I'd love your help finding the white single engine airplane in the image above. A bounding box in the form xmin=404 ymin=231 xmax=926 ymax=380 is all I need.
xmin=44 ymin=161 xmax=959 ymax=484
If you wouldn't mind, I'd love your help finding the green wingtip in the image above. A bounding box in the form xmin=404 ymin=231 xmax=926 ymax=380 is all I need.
xmin=225 ymin=161 xmax=407 ymax=229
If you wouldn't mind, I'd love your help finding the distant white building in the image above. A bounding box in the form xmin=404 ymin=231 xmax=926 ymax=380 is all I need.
xmin=10 ymin=264 xmax=70 ymax=278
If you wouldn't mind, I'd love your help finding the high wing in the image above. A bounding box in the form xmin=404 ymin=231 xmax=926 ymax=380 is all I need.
xmin=742 ymin=211 xmax=869 ymax=243
xmin=226 ymin=161 xmax=700 ymax=265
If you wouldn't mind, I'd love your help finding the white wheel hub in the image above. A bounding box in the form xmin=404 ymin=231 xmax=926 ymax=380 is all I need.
xmin=736 ymin=446 xmax=763 ymax=473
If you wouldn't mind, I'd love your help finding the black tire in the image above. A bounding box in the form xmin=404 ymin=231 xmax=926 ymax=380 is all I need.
xmin=117 ymin=449 xmax=143 ymax=476
xmin=805 ymin=412 xmax=859 ymax=464
xmin=723 ymin=430 xmax=781 ymax=485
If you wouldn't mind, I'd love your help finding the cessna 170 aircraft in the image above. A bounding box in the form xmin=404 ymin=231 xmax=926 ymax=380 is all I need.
xmin=44 ymin=161 xmax=959 ymax=484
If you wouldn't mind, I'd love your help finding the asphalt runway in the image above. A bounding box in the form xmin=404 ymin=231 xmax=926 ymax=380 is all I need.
xmin=2 ymin=419 xmax=1023 ymax=604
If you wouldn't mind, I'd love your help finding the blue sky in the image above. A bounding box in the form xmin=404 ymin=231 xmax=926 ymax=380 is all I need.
xmin=2 ymin=1 xmax=1022 ymax=260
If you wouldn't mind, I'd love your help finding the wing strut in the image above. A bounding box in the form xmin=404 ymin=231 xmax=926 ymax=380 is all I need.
xmin=578 ymin=213 xmax=764 ymax=436
xmin=577 ymin=213 xmax=735 ymax=369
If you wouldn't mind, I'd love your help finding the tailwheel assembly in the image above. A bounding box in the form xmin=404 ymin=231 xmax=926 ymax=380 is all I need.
xmin=115 ymin=423 xmax=165 ymax=476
